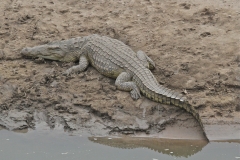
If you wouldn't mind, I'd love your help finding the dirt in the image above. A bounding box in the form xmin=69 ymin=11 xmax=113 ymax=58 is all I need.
xmin=0 ymin=0 xmax=239 ymax=141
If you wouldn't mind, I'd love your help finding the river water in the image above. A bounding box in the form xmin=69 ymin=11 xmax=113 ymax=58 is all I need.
xmin=0 ymin=128 xmax=239 ymax=160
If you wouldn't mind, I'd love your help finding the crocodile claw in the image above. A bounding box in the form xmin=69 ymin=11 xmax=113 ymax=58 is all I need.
xmin=130 ymin=88 xmax=141 ymax=100
xmin=62 ymin=69 xmax=71 ymax=76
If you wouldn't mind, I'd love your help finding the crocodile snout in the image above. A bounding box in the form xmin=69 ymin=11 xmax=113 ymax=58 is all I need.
xmin=20 ymin=48 xmax=29 ymax=56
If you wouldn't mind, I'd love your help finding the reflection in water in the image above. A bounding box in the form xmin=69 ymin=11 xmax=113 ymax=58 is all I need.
xmin=0 ymin=129 xmax=238 ymax=160
xmin=88 ymin=137 xmax=208 ymax=158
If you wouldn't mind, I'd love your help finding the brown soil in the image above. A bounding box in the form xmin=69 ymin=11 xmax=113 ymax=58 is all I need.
xmin=0 ymin=0 xmax=239 ymax=141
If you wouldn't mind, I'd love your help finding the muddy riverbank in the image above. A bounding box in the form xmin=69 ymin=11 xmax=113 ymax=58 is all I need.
xmin=0 ymin=0 xmax=239 ymax=140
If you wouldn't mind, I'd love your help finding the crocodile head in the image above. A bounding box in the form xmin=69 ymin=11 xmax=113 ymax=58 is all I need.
xmin=21 ymin=44 xmax=68 ymax=61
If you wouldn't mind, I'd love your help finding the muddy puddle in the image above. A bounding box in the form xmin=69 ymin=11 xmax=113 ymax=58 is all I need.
xmin=0 ymin=127 xmax=239 ymax=160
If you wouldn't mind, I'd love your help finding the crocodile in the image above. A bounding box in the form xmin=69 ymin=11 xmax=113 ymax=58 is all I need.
xmin=21 ymin=34 xmax=208 ymax=141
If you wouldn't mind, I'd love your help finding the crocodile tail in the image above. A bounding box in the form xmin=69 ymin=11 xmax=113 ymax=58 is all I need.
xmin=171 ymin=97 xmax=209 ymax=141
xmin=179 ymin=100 xmax=208 ymax=140
xmin=142 ymin=88 xmax=209 ymax=141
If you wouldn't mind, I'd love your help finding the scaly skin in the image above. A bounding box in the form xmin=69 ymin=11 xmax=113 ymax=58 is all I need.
xmin=21 ymin=34 xmax=208 ymax=141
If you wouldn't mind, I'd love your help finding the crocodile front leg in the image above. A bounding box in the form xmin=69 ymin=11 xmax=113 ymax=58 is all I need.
xmin=115 ymin=72 xmax=141 ymax=100
xmin=64 ymin=55 xmax=89 ymax=75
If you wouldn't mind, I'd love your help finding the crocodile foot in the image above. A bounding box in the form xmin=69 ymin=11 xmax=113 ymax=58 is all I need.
xmin=130 ymin=88 xmax=141 ymax=100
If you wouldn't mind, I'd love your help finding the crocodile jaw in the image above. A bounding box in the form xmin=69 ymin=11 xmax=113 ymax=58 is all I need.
xmin=21 ymin=44 xmax=66 ymax=61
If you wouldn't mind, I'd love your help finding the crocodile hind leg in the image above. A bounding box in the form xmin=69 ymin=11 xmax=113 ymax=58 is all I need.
xmin=115 ymin=72 xmax=141 ymax=100
xmin=137 ymin=50 xmax=155 ymax=70
xmin=63 ymin=55 xmax=89 ymax=75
